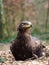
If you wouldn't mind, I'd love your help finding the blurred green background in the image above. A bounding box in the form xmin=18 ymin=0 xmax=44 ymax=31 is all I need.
xmin=0 ymin=0 xmax=49 ymax=44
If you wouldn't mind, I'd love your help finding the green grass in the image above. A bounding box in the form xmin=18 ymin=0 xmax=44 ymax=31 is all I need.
xmin=0 ymin=37 xmax=16 ymax=43
xmin=0 ymin=57 xmax=7 ymax=63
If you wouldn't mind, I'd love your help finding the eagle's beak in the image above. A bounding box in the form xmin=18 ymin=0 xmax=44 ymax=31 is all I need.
xmin=22 ymin=24 xmax=32 ymax=28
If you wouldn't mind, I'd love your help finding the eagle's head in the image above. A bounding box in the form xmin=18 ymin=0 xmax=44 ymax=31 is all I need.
xmin=18 ymin=21 xmax=32 ymax=33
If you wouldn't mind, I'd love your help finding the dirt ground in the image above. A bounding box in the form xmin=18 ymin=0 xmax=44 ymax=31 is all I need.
xmin=0 ymin=44 xmax=11 ymax=51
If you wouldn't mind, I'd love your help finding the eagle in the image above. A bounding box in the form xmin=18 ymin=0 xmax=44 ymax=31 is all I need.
xmin=10 ymin=21 xmax=45 ymax=61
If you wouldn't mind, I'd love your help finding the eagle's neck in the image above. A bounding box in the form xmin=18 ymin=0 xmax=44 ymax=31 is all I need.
xmin=17 ymin=31 xmax=31 ymax=42
xmin=18 ymin=31 xmax=30 ymax=37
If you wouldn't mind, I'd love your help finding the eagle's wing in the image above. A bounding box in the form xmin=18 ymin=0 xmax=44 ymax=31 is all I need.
xmin=32 ymin=36 xmax=45 ymax=48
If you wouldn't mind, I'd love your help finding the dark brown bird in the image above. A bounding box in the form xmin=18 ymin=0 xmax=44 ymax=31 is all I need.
xmin=10 ymin=21 xmax=45 ymax=61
